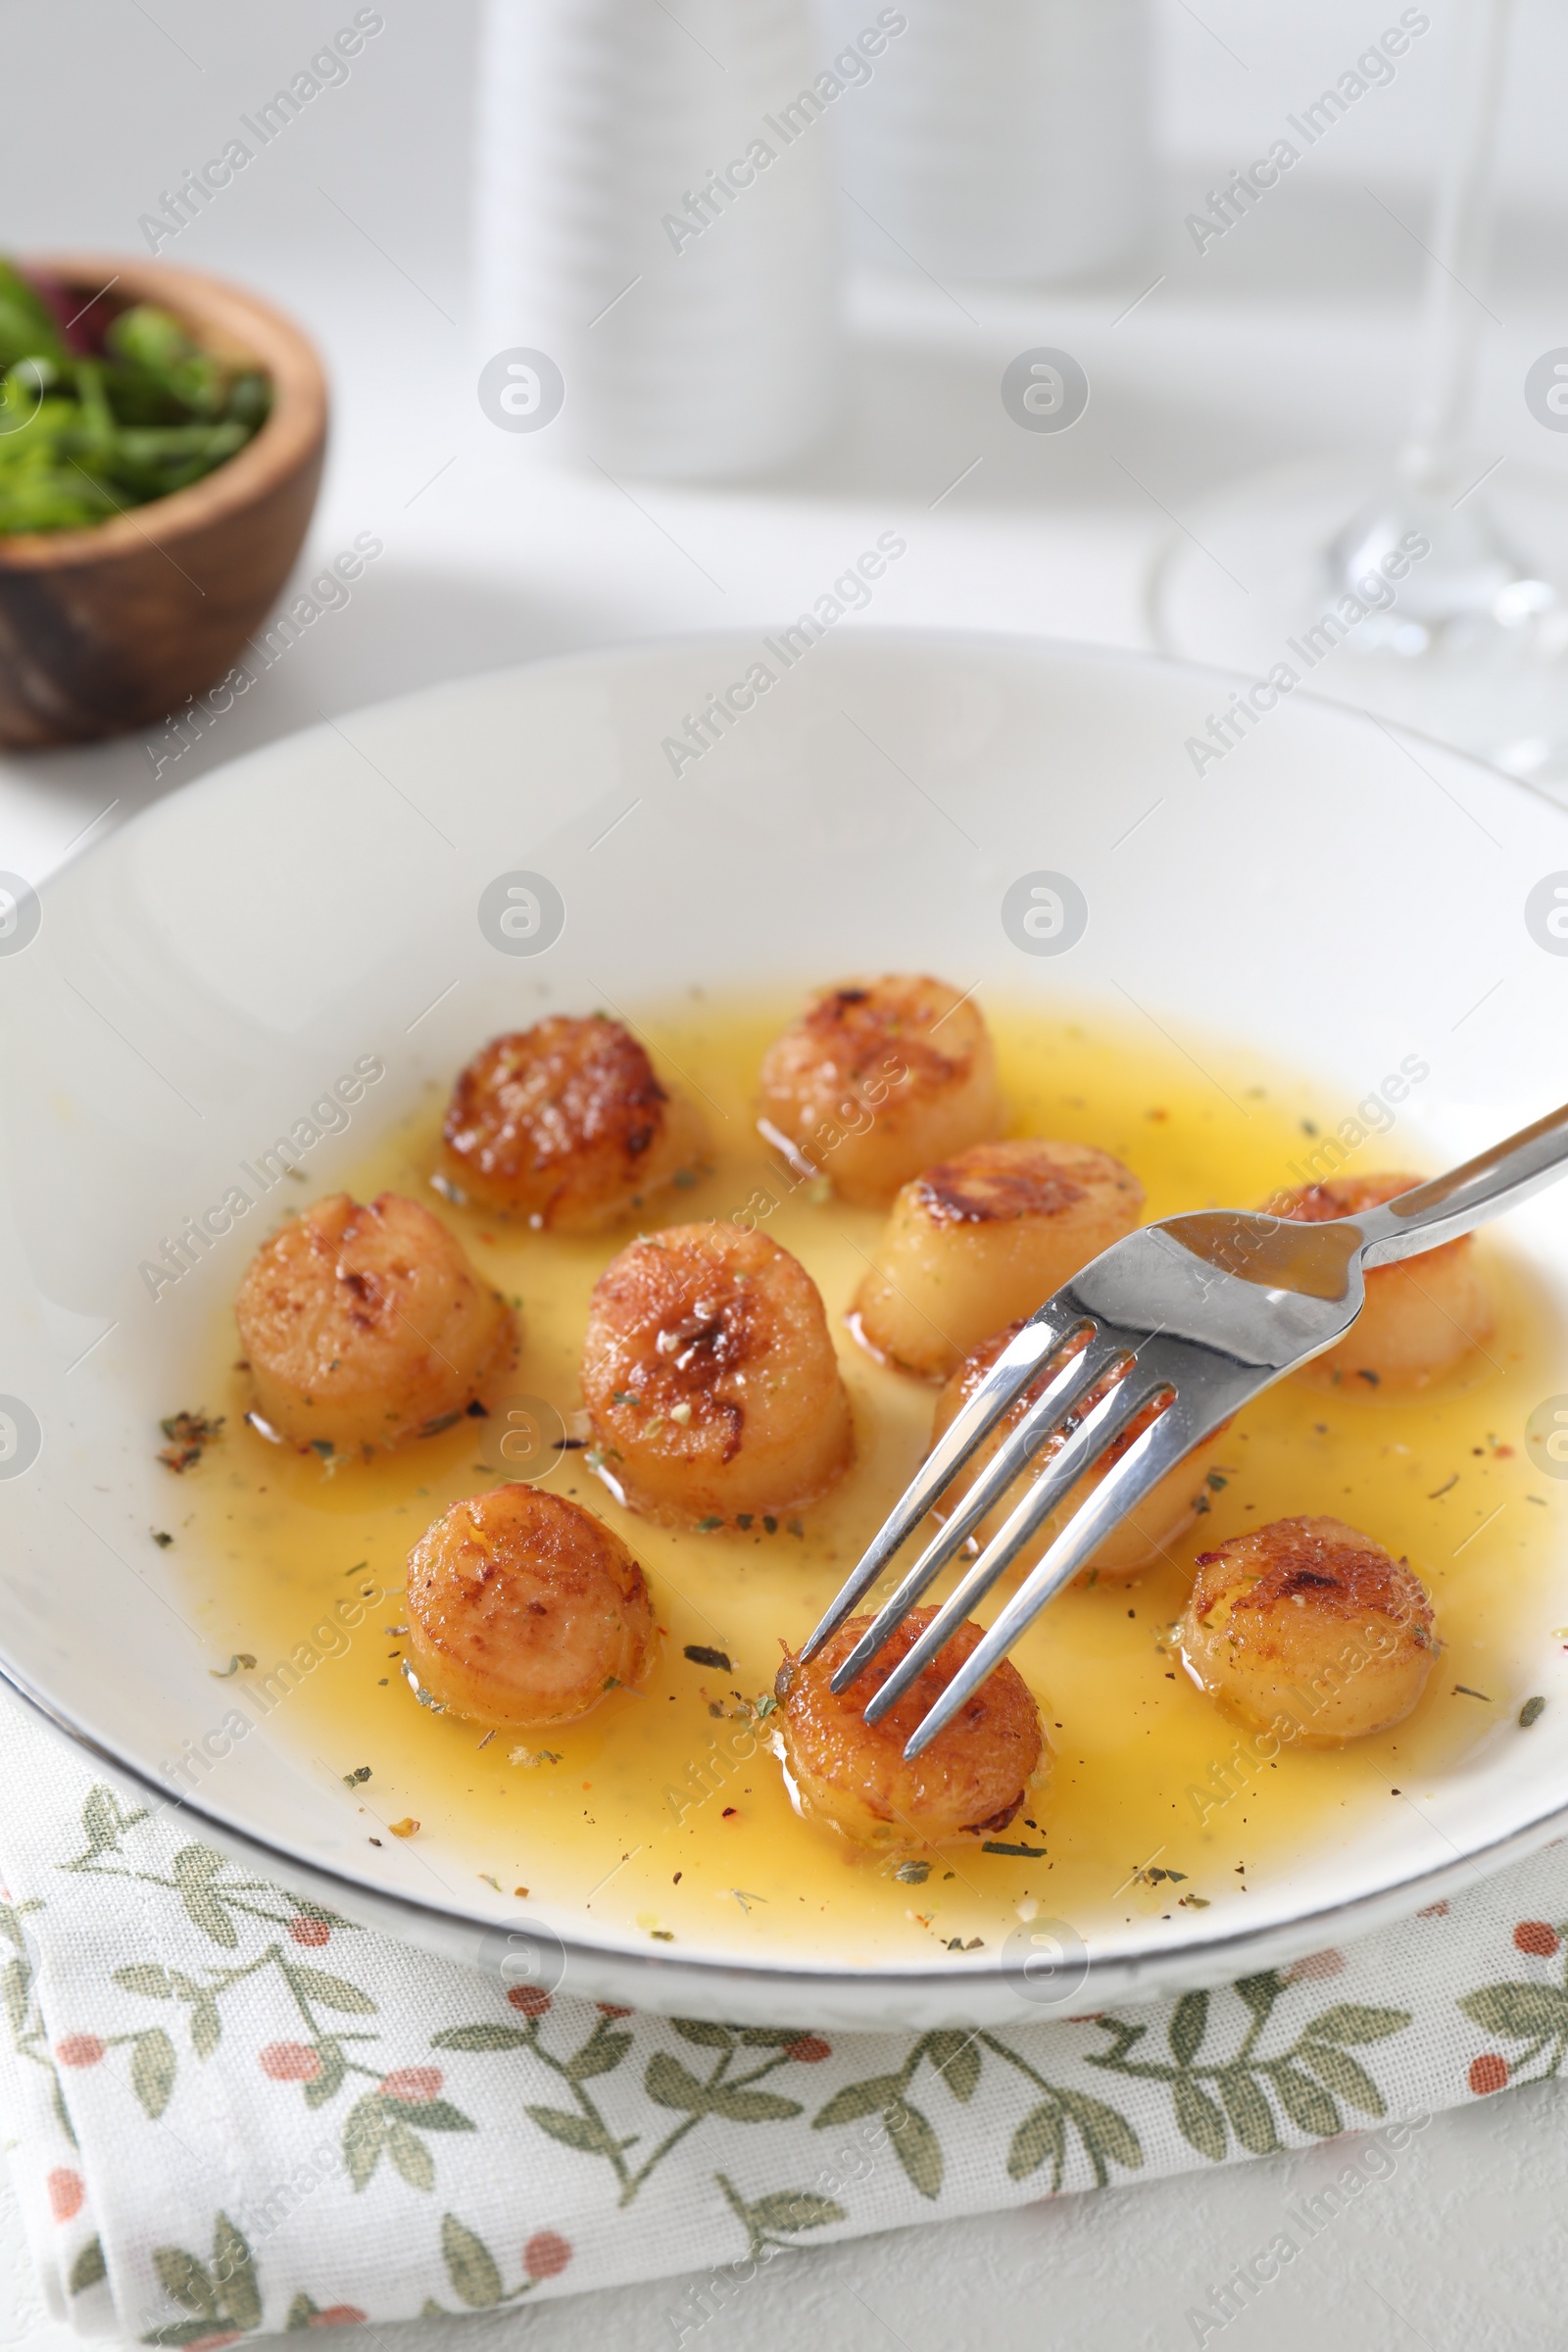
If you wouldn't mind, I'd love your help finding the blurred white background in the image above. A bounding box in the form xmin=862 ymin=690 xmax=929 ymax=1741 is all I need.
xmin=6 ymin=0 xmax=1568 ymax=879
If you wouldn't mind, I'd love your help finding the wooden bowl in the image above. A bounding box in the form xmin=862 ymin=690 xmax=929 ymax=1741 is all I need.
xmin=0 ymin=254 xmax=328 ymax=748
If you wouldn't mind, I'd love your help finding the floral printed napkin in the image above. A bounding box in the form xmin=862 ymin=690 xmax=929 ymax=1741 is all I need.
xmin=2 ymin=1691 xmax=1565 ymax=2346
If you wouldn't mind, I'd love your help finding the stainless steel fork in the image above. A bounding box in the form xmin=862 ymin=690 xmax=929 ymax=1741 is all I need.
xmin=803 ymin=1099 xmax=1568 ymax=1759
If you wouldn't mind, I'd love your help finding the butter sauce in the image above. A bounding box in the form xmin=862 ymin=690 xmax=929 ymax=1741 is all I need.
xmin=174 ymin=999 xmax=1563 ymax=1965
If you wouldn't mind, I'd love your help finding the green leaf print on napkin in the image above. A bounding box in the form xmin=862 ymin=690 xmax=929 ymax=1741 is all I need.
xmin=433 ymin=2001 xmax=825 ymax=2207
xmin=69 ymin=2238 xmax=107 ymax=2295
xmin=714 ymin=2174 xmax=848 ymax=2262
xmin=418 ymin=2212 xmax=574 ymax=2315
xmin=812 ymin=2029 xmax=1144 ymax=2201
xmin=71 ymin=1785 xmax=476 ymax=2195
xmin=143 ymin=2212 xmax=261 ymax=2344
xmin=1457 ymin=1915 xmax=1568 ymax=2086
xmin=1087 ymin=1970 xmax=1411 ymax=2160
xmin=0 ymin=1891 xmax=75 ymax=2147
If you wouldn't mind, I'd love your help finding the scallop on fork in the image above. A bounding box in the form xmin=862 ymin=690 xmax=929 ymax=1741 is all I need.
xmin=803 ymin=1102 xmax=1568 ymax=1759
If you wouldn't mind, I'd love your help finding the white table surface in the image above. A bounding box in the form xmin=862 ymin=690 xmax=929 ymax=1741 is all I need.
xmin=7 ymin=3 xmax=1568 ymax=2342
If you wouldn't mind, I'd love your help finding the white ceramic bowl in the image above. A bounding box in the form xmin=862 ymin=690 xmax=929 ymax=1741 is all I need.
xmin=3 ymin=631 xmax=1567 ymax=2028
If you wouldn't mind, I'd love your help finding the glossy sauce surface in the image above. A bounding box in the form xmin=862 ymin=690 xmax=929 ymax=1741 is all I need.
xmin=172 ymin=1000 xmax=1565 ymax=1965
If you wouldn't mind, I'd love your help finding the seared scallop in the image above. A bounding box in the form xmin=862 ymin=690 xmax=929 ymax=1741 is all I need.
xmin=757 ymin=975 xmax=1001 ymax=1207
xmin=406 ymin=1485 xmax=654 ymax=1726
xmin=235 ymin=1192 xmax=514 ymax=1451
xmin=852 ymin=1138 xmax=1144 ymax=1381
xmin=441 ymin=1014 xmax=706 ymax=1229
xmin=1179 ymin=1514 xmax=1437 ymax=1745
xmin=580 ymin=1223 xmax=852 ymax=1526
xmin=931 ymin=1321 xmax=1224 ymax=1579
xmin=774 ymin=1608 xmax=1044 ymax=1851
xmin=1267 ymin=1173 xmax=1492 ymax=1390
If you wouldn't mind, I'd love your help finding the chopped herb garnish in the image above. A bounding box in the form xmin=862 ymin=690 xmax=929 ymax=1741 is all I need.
xmin=309 ymin=1439 xmax=335 ymax=1458
xmin=762 ymin=1516 xmax=778 ymax=1535
xmin=1429 ymin=1474 xmax=1458 ymax=1499
xmin=736 ymin=1513 xmax=754 ymax=1530
xmin=684 ymin=1643 xmax=732 ymax=1671
xmin=1178 ymin=1892 xmax=1210 ymax=1909
xmin=1205 ymin=1471 xmax=1228 ymax=1492
xmin=343 ymin=1765 xmax=371 ymax=1786
xmin=894 ymin=1860 xmax=931 ymax=1885
xmin=208 ymin=1653 xmax=256 ymax=1679
xmin=157 ymin=1408 xmax=224 ymax=1473
xmin=1452 ymin=1685 xmax=1492 ymax=1701
xmin=151 ymin=1530 xmax=173 ymax=1548
xmin=695 ymin=1515 xmax=723 ymax=1533
xmin=1520 ymin=1695 xmax=1547 ymax=1727
xmin=983 ymin=1839 xmax=1047 ymax=1858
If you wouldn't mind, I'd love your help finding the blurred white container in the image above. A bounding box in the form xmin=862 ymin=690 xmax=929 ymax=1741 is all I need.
xmin=821 ymin=0 xmax=1153 ymax=285
xmin=475 ymin=0 xmax=842 ymax=481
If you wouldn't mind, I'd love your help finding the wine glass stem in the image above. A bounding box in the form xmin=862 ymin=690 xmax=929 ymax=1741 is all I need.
xmin=1399 ymin=0 xmax=1514 ymax=495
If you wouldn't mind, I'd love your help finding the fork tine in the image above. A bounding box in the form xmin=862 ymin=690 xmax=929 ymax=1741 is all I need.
xmin=827 ymin=1332 xmax=1130 ymax=1693
xmin=859 ymin=1364 xmax=1152 ymax=1721
xmin=798 ymin=1306 xmax=1083 ymax=1662
xmin=900 ymin=1400 xmax=1207 ymax=1758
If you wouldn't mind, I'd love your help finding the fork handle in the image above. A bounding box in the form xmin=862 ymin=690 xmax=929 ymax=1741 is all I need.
xmin=1352 ymin=1099 xmax=1568 ymax=1266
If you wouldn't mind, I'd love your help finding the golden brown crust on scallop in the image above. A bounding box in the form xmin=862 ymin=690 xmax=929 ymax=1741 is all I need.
xmin=1180 ymin=1514 xmax=1437 ymax=1744
xmin=774 ymin=1607 xmax=1044 ymax=1851
xmin=442 ymin=1015 xmax=703 ymax=1228
xmin=853 ymin=1139 xmax=1144 ymax=1381
xmin=916 ymin=1148 xmax=1090 ymax=1227
xmin=757 ymin=975 xmax=1001 ymax=1206
xmin=235 ymin=1191 xmax=514 ymax=1451
xmin=581 ymin=1222 xmax=853 ymax=1525
xmin=406 ymin=1485 xmax=654 ymax=1727
xmin=1265 ymin=1172 xmax=1418 ymax=1224
xmin=1266 ymin=1174 xmax=1491 ymax=1390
